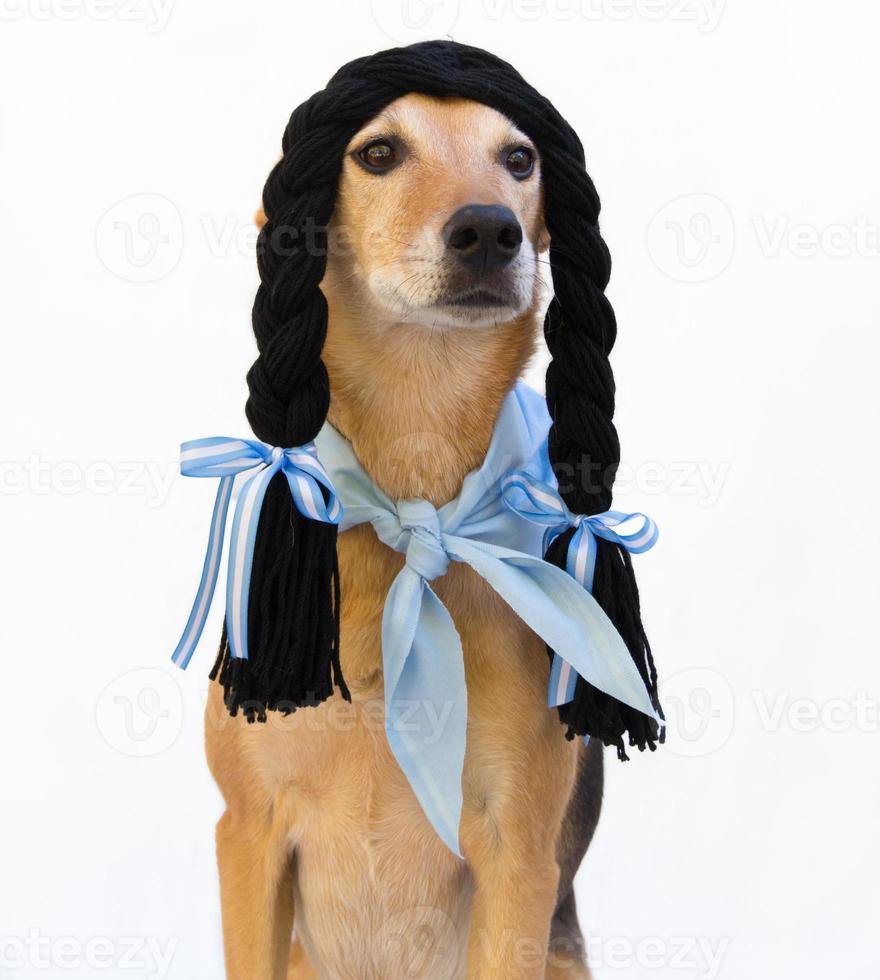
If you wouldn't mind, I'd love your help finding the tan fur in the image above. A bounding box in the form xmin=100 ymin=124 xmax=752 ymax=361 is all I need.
xmin=207 ymin=95 xmax=590 ymax=979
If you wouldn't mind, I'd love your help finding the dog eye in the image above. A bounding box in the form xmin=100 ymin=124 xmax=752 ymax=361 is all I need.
xmin=505 ymin=146 xmax=535 ymax=179
xmin=357 ymin=139 xmax=397 ymax=173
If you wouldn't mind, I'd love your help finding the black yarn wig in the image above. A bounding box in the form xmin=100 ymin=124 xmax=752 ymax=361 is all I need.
xmin=211 ymin=40 xmax=664 ymax=759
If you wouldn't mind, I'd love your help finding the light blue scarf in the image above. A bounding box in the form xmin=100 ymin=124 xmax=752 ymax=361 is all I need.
xmin=172 ymin=382 xmax=658 ymax=856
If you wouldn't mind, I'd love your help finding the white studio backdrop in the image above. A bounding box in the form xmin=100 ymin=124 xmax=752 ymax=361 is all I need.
xmin=1 ymin=1 xmax=878 ymax=978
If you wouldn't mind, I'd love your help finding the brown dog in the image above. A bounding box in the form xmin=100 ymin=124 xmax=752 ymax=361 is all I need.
xmin=205 ymin=93 xmax=603 ymax=980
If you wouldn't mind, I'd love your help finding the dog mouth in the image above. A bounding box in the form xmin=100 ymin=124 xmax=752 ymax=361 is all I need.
xmin=434 ymin=288 xmax=514 ymax=309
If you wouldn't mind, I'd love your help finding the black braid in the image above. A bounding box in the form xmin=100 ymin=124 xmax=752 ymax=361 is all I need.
xmin=542 ymin=166 xmax=664 ymax=758
xmin=210 ymin=106 xmax=355 ymax=719
xmin=212 ymin=40 xmax=662 ymax=755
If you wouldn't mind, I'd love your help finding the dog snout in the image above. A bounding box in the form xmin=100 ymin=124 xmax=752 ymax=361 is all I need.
xmin=442 ymin=204 xmax=523 ymax=270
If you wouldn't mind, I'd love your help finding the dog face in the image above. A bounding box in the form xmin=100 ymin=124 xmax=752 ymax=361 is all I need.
xmin=325 ymin=94 xmax=548 ymax=330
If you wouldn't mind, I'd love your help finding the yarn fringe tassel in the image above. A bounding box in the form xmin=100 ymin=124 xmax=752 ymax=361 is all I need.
xmin=210 ymin=473 xmax=349 ymax=722
xmin=545 ymin=527 xmax=665 ymax=759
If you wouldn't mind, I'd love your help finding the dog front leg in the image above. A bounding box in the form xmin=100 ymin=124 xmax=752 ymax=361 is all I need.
xmin=462 ymin=818 xmax=560 ymax=980
xmin=216 ymin=808 xmax=294 ymax=980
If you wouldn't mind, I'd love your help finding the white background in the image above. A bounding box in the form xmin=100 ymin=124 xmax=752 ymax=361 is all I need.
xmin=2 ymin=1 xmax=878 ymax=978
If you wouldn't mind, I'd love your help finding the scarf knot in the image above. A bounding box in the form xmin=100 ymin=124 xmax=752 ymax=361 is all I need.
xmin=395 ymin=499 xmax=449 ymax=581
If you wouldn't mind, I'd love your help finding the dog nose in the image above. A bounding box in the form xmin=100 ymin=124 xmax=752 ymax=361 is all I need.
xmin=443 ymin=205 xmax=523 ymax=269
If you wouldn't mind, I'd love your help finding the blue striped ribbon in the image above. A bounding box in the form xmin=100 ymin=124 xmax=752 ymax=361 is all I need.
xmin=170 ymin=437 xmax=342 ymax=670
xmin=501 ymin=471 xmax=658 ymax=708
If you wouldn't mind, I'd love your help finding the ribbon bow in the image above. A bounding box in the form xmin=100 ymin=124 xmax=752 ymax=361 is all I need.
xmin=170 ymin=437 xmax=342 ymax=670
xmin=501 ymin=470 xmax=658 ymax=707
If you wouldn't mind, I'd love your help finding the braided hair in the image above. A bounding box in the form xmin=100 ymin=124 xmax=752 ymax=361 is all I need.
xmin=211 ymin=40 xmax=663 ymax=758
